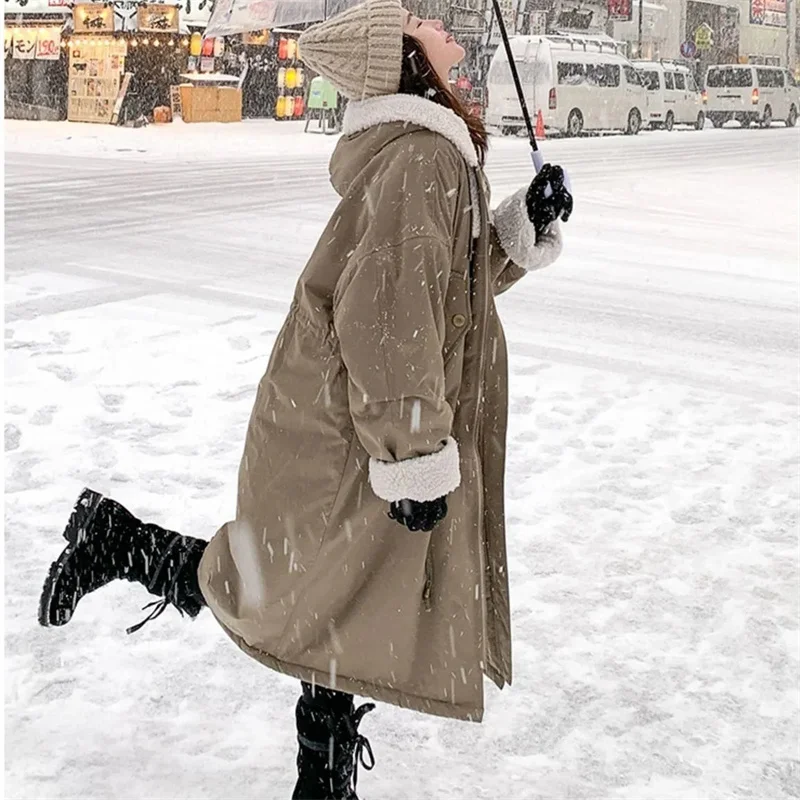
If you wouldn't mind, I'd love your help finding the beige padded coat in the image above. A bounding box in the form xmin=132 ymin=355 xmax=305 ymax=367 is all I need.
xmin=199 ymin=94 xmax=562 ymax=722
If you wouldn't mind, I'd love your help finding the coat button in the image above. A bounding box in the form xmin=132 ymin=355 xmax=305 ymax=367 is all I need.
xmin=452 ymin=313 xmax=466 ymax=328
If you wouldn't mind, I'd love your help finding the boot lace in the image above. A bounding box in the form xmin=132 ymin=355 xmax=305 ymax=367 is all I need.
xmin=125 ymin=537 xmax=199 ymax=634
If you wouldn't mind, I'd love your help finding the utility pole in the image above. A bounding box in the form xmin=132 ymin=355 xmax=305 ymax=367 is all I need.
xmin=637 ymin=0 xmax=644 ymax=58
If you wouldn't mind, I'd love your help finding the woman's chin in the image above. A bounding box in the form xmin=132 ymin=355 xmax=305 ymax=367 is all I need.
xmin=453 ymin=43 xmax=466 ymax=63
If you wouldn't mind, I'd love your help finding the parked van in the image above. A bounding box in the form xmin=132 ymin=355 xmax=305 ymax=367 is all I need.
xmin=635 ymin=61 xmax=705 ymax=130
xmin=486 ymin=33 xmax=648 ymax=136
xmin=704 ymin=64 xmax=798 ymax=128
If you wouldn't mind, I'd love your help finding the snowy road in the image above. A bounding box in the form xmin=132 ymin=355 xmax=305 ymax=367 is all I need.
xmin=5 ymin=121 xmax=800 ymax=800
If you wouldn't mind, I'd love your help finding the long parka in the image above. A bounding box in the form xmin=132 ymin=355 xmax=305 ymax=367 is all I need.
xmin=198 ymin=94 xmax=562 ymax=722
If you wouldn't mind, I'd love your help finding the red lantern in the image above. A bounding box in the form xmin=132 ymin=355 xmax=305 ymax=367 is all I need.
xmin=201 ymin=37 xmax=214 ymax=57
xmin=278 ymin=36 xmax=289 ymax=60
xmin=294 ymin=95 xmax=305 ymax=117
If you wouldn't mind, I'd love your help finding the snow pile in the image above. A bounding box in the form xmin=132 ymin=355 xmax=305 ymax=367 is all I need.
xmin=5 ymin=123 xmax=800 ymax=799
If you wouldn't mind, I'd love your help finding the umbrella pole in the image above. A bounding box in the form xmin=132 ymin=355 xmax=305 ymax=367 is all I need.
xmin=490 ymin=0 xmax=538 ymax=155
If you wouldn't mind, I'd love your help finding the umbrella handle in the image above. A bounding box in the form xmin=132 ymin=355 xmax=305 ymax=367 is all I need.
xmin=530 ymin=148 xmax=572 ymax=198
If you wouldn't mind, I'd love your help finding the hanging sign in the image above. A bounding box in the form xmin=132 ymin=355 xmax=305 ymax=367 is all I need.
xmin=200 ymin=56 xmax=215 ymax=72
xmin=694 ymin=23 xmax=713 ymax=50
xmin=607 ymin=0 xmax=632 ymax=22
xmin=4 ymin=28 xmax=13 ymax=58
xmin=13 ymin=28 xmax=38 ymax=60
xmin=35 ymin=28 xmax=62 ymax=60
xmin=73 ymin=4 xmax=115 ymax=34
xmin=137 ymin=4 xmax=180 ymax=33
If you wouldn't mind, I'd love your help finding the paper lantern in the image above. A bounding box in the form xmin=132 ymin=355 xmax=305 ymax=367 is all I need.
xmin=296 ymin=67 xmax=304 ymax=88
xmin=276 ymin=95 xmax=286 ymax=118
xmin=286 ymin=38 xmax=297 ymax=60
xmin=285 ymin=96 xmax=295 ymax=117
xmin=278 ymin=37 xmax=288 ymax=60
xmin=277 ymin=67 xmax=286 ymax=88
xmin=190 ymin=32 xmax=202 ymax=57
xmin=294 ymin=96 xmax=304 ymax=117
xmin=213 ymin=37 xmax=224 ymax=57
xmin=285 ymin=67 xmax=296 ymax=90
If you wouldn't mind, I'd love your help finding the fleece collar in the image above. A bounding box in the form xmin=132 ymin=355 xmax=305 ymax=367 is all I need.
xmin=342 ymin=94 xmax=479 ymax=168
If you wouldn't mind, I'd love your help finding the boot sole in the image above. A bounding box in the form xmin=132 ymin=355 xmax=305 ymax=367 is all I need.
xmin=38 ymin=488 xmax=105 ymax=628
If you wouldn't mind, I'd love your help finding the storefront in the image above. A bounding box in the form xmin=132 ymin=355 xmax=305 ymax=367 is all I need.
xmin=5 ymin=0 xmax=71 ymax=120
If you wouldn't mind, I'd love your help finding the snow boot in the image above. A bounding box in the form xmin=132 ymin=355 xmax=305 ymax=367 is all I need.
xmin=38 ymin=488 xmax=207 ymax=631
xmin=292 ymin=686 xmax=376 ymax=800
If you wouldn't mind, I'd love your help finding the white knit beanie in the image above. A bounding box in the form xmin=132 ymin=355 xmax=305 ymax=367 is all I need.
xmin=298 ymin=0 xmax=404 ymax=100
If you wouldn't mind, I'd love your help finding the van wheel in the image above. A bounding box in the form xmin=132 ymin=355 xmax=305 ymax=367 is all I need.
xmin=664 ymin=111 xmax=675 ymax=132
xmin=626 ymin=108 xmax=641 ymax=135
xmin=787 ymin=105 xmax=797 ymax=128
xmin=566 ymin=109 xmax=583 ymax=137
xmin=760 ymin=105 xmax=772 ymax=128
xmin=695 ymin=111 xmax=705 ymax=131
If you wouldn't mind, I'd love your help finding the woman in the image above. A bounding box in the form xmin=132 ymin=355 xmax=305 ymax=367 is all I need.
xmin=38 ymin=3 xmax=572 ymax=798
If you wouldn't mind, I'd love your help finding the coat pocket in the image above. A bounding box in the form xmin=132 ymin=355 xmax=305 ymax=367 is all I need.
xmin=442 ymin=269 xmax=472 ymax=365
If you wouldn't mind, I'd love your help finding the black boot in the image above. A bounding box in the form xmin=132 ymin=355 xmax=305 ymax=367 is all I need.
xmin=38 ymin=488 xmax=207 ymax=631
xmin=292 ymin=685 xmax=376 ymax=800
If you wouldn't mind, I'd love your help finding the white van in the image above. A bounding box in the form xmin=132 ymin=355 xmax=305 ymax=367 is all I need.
xmin=486 ymin=34 xmax=648 ymax=136
xmin=704 ymin=64 xmax=799 ymax=128
xmin=635 ymin=61 xmax=705 ymax=130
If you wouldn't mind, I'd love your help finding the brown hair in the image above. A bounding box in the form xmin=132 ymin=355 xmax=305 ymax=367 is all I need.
xmin=398 ymin=34 xmax=488 ymax=167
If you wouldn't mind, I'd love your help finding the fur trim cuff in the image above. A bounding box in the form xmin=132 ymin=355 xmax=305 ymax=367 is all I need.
xmin=493 ymin=186 xmax=563 ymax=272
xmin=369 ymin=437 xmax=461 ymax=503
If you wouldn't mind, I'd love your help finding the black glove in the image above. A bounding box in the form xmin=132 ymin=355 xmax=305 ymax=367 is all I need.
xmin=525 ymin=163 xmax=573 ymax=239
xmin=388 ymin=497 xmax=447 ymax=533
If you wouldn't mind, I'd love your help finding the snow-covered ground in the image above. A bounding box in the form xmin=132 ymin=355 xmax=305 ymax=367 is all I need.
xmin=5 ymin=120 xmax=800 ymax=800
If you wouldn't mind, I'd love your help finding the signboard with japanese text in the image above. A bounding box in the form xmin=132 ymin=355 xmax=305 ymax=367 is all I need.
xmin=751 ymin=0 xmax=786 ymax=27
xmin=12 ymin=28 xmax=37 ymax=59
xmin=137 ymin=4 xmax=180 ymax=33
xmin=69 ymin=37 xmax=127 ymax=123
xmin=73 ymin=4 xmax=115 ymax=34
xmin=608 ymin=0 xmax=632 ymax=22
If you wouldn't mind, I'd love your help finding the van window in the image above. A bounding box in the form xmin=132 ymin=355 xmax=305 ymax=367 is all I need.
xmin=587 ymin=63 xmax=620 ymax=87
xmin=706 ymin=67 xmax=753 ymax=88
xmin=687 ymin=74 xmax=698 ymax=92
xmin=639 ymin=70 xmax=660 ymax=90
xmin=674 ymin=73 xmax=686 ymax=90
xmin=489 ymin=59 xmax=547 ymax=86
xmin=757 ymin=68 xmax=784 ymax=88
xmin=664 ymin=72 xmax=674 ymax=90
xmin=557 ymin=62 xmax=585 ymax=85
xmin=623 ymin=65 xmax=641 ymax=86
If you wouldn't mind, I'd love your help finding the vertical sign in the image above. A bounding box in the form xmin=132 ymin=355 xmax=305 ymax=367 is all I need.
xmin=608 ymin=0 xmax=633 ymax=22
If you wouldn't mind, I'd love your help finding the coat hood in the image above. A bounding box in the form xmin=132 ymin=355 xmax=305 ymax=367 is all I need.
xmin=329 ymin=94 xmax=479 ymax=197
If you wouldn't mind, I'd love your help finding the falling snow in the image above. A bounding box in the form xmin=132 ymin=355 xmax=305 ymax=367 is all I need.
xmin=4 ymin=120 xmax=800 ymax=800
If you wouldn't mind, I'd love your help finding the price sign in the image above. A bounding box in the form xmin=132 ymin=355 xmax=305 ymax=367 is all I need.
xmin=36 ymin=28 xmax=62 ymax=60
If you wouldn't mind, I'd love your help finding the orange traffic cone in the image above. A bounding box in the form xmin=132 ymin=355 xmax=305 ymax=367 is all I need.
xmin=535 ymin=109 xmax=546 ymax=140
